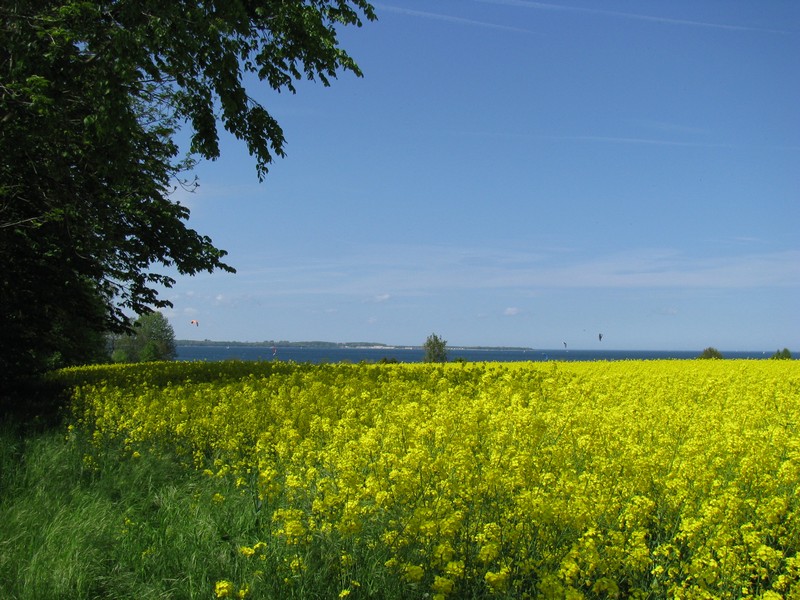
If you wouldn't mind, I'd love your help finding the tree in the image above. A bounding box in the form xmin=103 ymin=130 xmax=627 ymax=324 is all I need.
xmin=771 ymin=348 xmax=792 ymax=360
xmin=423 ymin=333 xmax=448 ymax=363
xmin=698 ymin=347 xmax=723 ymax=359
xmin=111 ymin=312 xmax=177 ymax=363
xmin=1 ymin=0 xmax=376 ymax=389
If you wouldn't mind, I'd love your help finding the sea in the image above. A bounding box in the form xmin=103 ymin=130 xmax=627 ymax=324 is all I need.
xmin=176 ymin=345 xmax=776 ymax=364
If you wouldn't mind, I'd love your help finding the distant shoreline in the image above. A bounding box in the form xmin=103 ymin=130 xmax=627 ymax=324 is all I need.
xmin=174 ymin=341 xmax=793 ymax=356
xmin=175 ymin=340 xmax=535 ymax=352
xmin=175 ymin=345 xmax=785 ymax=363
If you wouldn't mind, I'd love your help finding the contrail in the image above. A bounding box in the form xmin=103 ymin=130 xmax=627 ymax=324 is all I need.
xmin=375 ymin=3 xmax=536 ymax=34
xmin=474 ymin=0 xmax=794 ymax=34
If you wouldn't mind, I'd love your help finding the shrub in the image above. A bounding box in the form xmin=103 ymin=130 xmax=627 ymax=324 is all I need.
xmin=423 ymin=333 xmax=448 ymax=363
xmin=698 ymin=346 xmax=723 ymax=359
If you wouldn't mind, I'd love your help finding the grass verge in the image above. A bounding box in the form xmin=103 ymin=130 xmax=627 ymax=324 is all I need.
xmin=0 ymin=422 xmax=263 ymax=600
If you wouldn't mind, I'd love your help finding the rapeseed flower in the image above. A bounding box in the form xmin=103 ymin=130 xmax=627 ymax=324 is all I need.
xmin=431 ymin=575 xmax=454 ymax=595
xmin=64 ymin=359 xmax=800 ymax=598
xmin=214 ymin=580 xmax=234 ymax=598
xmin=484 ymin=566 xmax=510 ymax=592
xmin=404 ymin=564 xmax=424 ymax=582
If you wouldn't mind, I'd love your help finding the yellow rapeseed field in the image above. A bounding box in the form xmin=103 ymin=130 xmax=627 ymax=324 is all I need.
xmin=63 ymin=359 xmax=800 ymax=599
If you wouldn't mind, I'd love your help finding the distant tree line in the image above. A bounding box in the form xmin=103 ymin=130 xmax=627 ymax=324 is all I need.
xmin=699 ymin=347 xmax=794 ymax=360
xmin=109 ymin=312 xmax=177 ymax=363
xmin=176 ymin=340 xmax=392 ymax=349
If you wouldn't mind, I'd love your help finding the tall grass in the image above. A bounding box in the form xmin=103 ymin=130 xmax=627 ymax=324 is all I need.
xmin=0 ymin=422 xmax=265 ymax=600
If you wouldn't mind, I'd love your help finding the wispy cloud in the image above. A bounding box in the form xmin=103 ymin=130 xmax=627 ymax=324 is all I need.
xmin=451 ymin=128 xmax=800 ymax=151
xmin=229 ymin=245 xmax=800 ymax=299
xmin=474 ymin=0 xmax=794 ymax=34
xmin=448 ymin=128 xmax=745 ymax=149
xmin=626 ymin=119 xmax=710 ymax=136
xmin=565 ymin=135 xmax=738 ymax=149
xmin=513 ymin=249 xmax=800 ymax=290
xmin=375 ymin=3 xmax=535 ymax=34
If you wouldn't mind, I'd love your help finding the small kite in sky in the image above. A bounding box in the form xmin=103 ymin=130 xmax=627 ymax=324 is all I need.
xmin=190 ymin=320 xmax=199 ymax=326
xmin=599 ymin=333 xmax=603 ymax=342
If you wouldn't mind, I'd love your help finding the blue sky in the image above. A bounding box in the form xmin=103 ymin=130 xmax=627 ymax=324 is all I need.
xmin=163 ymin=0 xmax=799 ymax=351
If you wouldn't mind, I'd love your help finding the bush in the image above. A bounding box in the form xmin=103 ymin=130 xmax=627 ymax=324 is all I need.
xmin=423 ymin=333 xmax=448 ymax=363
xmin=698 ymin=347 xmax=723 ymax=359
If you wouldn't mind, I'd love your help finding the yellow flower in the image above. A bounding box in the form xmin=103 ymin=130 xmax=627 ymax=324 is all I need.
xmin=444 ymin=560 xmax=465 ymax=578
xmin=215 ymin=580 xmax=234 ymax=598
xmin=431 ymin=575 xmax=454 ymax=595
xmin=434 ymin=542 xmax=454 ymax=562
xmin=484 ymin=566 xmax=510 ymax=592
xmin=289 ymin=555 xmax=305 ymax=574
xmin=404 ymin=564 xmax=425 ymax=582
xmin=478 ymin=542 xmax=500 ymax=564
xmin=64 ymin=359 xmax=800 ymax=600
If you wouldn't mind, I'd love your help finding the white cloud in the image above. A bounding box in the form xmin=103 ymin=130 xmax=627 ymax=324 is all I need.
xmin=504 ymin=307 xmax=521 ymax=316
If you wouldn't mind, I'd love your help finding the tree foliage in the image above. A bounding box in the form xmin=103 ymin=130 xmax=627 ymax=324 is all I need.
xmin=698 ymin=347 xmax=723 ymax=360
xmin=0 ymin=0 xmax=375 ymax=389
xmin=111 ymin=312 xmax=177 ymax=363
xmin=423 ymin=333 xmax=448 ymax=363
xmin=771 ymin=348 xmax=792 ymax=360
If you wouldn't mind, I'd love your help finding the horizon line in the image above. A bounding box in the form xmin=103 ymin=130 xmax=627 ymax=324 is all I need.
xmin=174 ymin=340 xmax=791 ymax=353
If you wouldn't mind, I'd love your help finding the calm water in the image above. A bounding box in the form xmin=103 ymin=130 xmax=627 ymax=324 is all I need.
xmin=176 ymin=346 xmax=774 ymax=363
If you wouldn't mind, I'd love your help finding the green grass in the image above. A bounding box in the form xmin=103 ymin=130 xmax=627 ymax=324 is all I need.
xmin=0 ymin=420 xmax=404 ymax=599
xmin=0 ymin=422 xmax=264 ymax=599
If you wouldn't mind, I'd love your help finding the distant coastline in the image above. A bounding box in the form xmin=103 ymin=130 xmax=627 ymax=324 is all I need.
xmin=175 ymin=340 xmax=535 ymax=352
xmin=175 ymin=344 xmax=786 ymax=363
